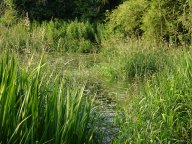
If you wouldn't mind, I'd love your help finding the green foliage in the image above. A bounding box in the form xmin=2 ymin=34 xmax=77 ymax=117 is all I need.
xmin=123 ymin=52 xmax=161 ymax=81
xmin=0 ymin=0 xmax=17 ymax=26
xmin=13 ymin=0 xmax=71 ymax=20
xmin=142 ymin=0 xmax=192 ymax=44
xmin=114 ymin=51 xmax=192 ymax=143
xmin=41 ymin=19 xmax=100 ymax=53
xmin=74 ymin=0 xmax=106 ymax=20
xmin=0 ymin=8 xmax=17 ymax=26
xmin=0 ymin=53 xmax=95 ymax=144
xmin=0 ymin=20 xmax=100 ymax=53
xmin=11 ymin=0 xmax=115 ymax=20
xmin=1 ymin=0 xmax=192 ymax=142
xmin=107 ymin=0 xmax=192 ymax=45
xmin=107 ymin=0 xmax=149 ymax=37
xmin=63 ymin=20 xmax=97 ymax=52
xmin=0 ymin=0 xmax=126 ymax=21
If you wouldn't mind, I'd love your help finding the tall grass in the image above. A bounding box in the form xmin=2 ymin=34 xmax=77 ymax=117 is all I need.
xmin=0 ymin=53 xmax=95 ymax=144
xmin=113 ymin=51 xmax=192 ymax=143
xmin=1 ymin=3 xmax=192 ymax=143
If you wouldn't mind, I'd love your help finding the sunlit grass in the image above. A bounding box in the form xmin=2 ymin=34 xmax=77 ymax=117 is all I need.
xmin=0 ymin=53 xmax=95 ymax=144
xmin=113 ymin=51 xmax=192 ymax=143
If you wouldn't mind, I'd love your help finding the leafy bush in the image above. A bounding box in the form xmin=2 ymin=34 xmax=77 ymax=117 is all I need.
xmin=63 ymin=20 xmax=97 ymax=52
xmin=107 ymin=0 xmax=192 ymax=45
xmin=0 ymin=0 xmax=17 ymax=26
xmin=142 ymin=0 xmax=192 ymax=44
xmin=0 ymin=19 xmax=100 ymax=53
xmin=106 ymin=0 xmax=149 ymax=37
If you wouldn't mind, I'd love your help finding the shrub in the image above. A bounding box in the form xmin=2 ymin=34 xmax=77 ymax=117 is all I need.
xmin=51 ymin=20 xmax=99 ymax=53
xmin=107 ymin=0 xmax=192 ymax=45
xmin=142 ymin=0 xmax=192 ymax=45
xmin=106 ymin=0 xmax=149 ymax=37
xmin=0 ymin=3 xmax=18 ymax=26
xmin=0 ymin=19 xmax=100 ymax=53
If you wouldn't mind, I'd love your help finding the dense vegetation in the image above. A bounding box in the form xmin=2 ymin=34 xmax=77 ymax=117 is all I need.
xmin=0 ymin=0 xmax=192 ymax=143
xmin=107 ymin=0 xmax=192 ymax=44
xmin=0 ymin=53 xmax=96 ymax=144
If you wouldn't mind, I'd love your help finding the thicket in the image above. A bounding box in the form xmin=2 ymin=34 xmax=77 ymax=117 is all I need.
xmin=1 ymin=0 xmax=191 ymax=51
xmin=0 ymin=20 xmax=102 ymax=53
xmin=107 ymin=0 xmax=192 ymax=45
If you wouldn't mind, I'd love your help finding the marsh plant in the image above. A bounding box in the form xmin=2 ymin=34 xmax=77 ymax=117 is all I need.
xmin=114 ymin=52 xmax=192 ymax=143
xmin=0 ymin=53 xmax=96 ymax=144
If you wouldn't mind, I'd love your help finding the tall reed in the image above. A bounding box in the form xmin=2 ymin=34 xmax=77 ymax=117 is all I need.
xmin=0 ymin=53 xmax=95 ymax=144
